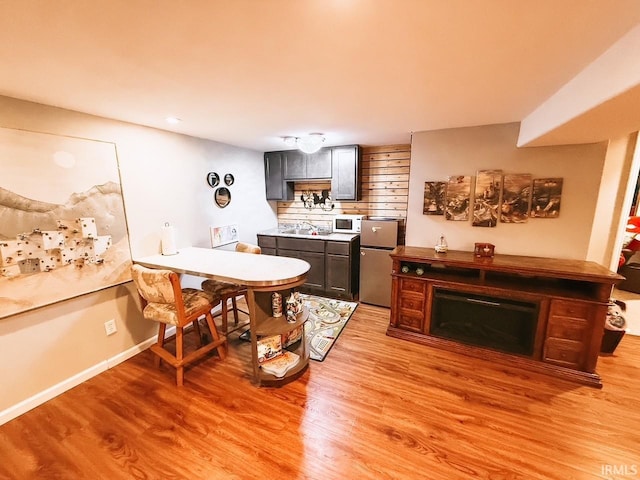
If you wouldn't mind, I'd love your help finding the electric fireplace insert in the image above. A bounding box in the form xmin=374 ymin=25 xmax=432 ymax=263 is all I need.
xmin=430 ymin=288 xmax=539 ymax=356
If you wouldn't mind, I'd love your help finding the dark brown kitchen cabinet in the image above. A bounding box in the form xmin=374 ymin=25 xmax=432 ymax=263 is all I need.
xmin=257 ymin=234 xmax=359 ymax=300
xmin=306 ymin=149 xmax=332 ymax=179
xmin=326 ymin=254 xmax=349 ymax=293
xmin=283 ymin=149 xmax=332 ymax=180
xmin=297 ymin=251 xmax=325 ymax=291
xmin=256 ymin=234 xmax=276 ymax=255
xmin=264 ymin=152 xmax=294 ymax=200
xmin=276 ymin=248 xmax=324 ymax=291
xmin=331 ymin=145 xmax=361 ymax=201
xmin=326 ymin=240 xmax=360 ymax=298
xmin=283 ymin=151 xmax=306 ymax=179
xmin=264 ymin=145 xmax=358 ymax=200
xmin=276 ymin=237 xmax=326 ymax=293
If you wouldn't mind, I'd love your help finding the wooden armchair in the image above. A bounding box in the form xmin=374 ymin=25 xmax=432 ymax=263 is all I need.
xmin=131 ymin=264 xmax=227 ymax=386
xmin=201 ymin=242 xmax=261 ymax=332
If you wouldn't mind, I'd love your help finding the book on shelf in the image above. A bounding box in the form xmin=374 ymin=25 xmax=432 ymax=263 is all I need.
xmin=282 ymin=325 xmax=303 ymax=348
xmin=260 ymin=351 xmax=300 ymax=378
xmin=257 ymin=334 xmax=283 ymax=364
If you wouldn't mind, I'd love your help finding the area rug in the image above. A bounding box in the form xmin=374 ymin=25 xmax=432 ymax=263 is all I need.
xmin=301 ymin=294 xmax=358 ymax=361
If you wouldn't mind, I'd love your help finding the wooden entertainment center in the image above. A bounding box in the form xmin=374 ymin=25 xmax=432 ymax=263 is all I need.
xmin=388 ymin=246 xmax=624 ymax=387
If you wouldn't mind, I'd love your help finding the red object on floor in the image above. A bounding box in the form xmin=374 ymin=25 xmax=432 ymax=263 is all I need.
xmin=625 ymin=216 xmax=640 ymax=251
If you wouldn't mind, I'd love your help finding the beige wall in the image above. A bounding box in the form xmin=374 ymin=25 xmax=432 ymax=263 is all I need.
xmin=407 ymin=123 xmax=614 ymax=259
xmin=0 ymin=96 xmax=276 ymax=419
xmin=586 ymin=133 xmax=639 ymax=269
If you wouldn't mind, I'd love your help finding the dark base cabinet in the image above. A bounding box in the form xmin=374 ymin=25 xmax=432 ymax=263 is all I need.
xmin=388 ymin=246 xmax=623 ymax=388
xmin=278 ymin=248 xmax=325 ymax=292
xmin=326 ymin=252 xmax=350 ymax=294
xmin=256 ymin=235 xmax=276 ymax=256
xmin=258 ymin=234 xmax=360 ymax=300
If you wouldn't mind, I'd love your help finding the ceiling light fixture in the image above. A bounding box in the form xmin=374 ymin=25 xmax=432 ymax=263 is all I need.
xmin=282 ymin=136 xmax=297 ymax=148
xmin=282 ymin=133 xmax=326 ymax=154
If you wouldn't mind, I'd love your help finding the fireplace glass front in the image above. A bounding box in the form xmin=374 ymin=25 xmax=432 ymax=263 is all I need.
xmin=430 ymin=289 xmax=538 ymax=356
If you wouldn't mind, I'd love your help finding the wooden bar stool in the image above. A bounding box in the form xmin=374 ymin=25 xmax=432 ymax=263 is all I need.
xmin=201 ymin=242 xmax=261 ymax=332
xmin=131 ymin=264 xmax=227 ymax=386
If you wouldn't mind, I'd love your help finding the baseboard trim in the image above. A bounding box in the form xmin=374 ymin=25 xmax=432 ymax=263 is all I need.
xmin=105 ymin=331 xmax=167 ymax=369
xmin=0 ymin=327 xmax=176 ymax=426
xmin=0 ymin=362 xmax=108 ymax=426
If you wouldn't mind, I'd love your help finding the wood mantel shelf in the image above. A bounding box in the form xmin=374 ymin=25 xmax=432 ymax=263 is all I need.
xmin=388 ymin=246 xmax=624 ymax=388
xmin=393 ymin=246 xmax=623 ymax=284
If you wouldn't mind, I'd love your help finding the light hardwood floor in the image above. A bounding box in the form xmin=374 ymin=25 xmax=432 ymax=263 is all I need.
xmin=1 ymin=301 xmax=639 ymax=479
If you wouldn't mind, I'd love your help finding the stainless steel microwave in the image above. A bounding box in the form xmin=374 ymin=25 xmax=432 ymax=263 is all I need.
xmin=332 ymin=214 xmax=366 ymax=234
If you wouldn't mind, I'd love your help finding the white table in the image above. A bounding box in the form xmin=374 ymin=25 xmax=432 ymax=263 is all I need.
xmin=135 ymin=246 xmax=312 ymax=385
xmin=134 ymin=246 xmax=310 ymax=288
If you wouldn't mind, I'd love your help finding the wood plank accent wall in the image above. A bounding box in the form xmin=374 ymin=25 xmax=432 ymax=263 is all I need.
xmin=276 ymin=144 xmax=411 ymax=242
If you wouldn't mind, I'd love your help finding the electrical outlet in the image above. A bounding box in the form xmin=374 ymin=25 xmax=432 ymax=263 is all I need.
xmin=104 ymin=319 xmax=117 ymax=336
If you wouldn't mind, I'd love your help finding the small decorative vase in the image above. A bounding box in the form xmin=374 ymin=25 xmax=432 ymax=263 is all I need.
xmin=271 ymin=292 xmax=282 ymax=317
xmin=285 ymin=292 xmax=299 ymax=323
xmin=435 ymin=235 xmax=448 ymax=253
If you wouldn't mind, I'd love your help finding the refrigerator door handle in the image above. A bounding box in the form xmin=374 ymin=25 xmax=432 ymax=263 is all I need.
xmin=371 ymin=227 xmax=380 ymax=232
xmin=361 ymin=251 xmax=366 ymax=256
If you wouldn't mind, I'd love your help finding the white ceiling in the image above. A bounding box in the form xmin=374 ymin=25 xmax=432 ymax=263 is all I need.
xmin=1 ymin=0 xmax=639 ymax=152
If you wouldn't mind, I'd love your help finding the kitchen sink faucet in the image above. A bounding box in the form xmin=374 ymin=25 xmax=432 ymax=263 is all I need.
xmin=297 ymin=221 xmax=318 ymax=233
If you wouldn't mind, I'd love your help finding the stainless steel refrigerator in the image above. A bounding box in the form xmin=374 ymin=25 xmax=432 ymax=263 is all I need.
xmin=359 ymin=218 xmax=399 ymax=307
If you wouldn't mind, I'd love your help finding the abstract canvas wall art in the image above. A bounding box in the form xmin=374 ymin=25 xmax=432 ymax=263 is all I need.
xmin=0 ymin=127 xmax=132 ymax=319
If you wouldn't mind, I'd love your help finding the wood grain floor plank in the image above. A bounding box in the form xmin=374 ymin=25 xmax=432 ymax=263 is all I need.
xmin=1 ymin=301 xmax=639 ymax=479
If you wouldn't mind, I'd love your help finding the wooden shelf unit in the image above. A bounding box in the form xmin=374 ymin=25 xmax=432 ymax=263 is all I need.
xmin=388 ymin=246 xmax=624 ymax=387
xmin=247 ymin=278 xmax=311 ymax=386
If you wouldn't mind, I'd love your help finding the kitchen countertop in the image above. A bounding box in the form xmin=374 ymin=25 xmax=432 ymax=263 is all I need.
xmin=258 ymin=228 xmax=359 ymax=242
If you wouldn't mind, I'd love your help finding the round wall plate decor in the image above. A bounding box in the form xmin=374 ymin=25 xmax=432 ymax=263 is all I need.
xmin=206 ymin=172 xmax=220 ymax=188
xmin=224 ymin=173 xmax=235 ymax=186
xmin=214 ymin=187 xmax=231 ymax=208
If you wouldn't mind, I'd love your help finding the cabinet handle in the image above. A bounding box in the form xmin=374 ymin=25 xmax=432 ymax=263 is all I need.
xmin=466 ymin=298 xmax=501 ymax=306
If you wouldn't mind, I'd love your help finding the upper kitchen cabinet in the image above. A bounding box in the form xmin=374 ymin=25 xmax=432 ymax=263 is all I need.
xmin=264 ymin=145 xmax=359 ymax=201
xmin=283 ymin=149 xmax=332 ymax=180
xmin=264 ymin=151 xmax=294 ymax=200
xmin=283 ymin=150 xmax=305 ymax=179
xmin=331 ymin=145 xmax=361 ymax=201
xmin=306 ymin=149 xmax=332 ymax=179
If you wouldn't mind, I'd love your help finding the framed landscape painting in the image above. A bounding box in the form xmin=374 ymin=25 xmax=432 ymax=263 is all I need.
xmin=531 ymin=178 xmax=563 ymax=218
xmin=500 ymin=173 xmax=532 ymax=223
xmin=0 ymin=127 xmax=132 ymax=319
xmin=423 ymin=181 xmax=446 ymax=215
xmin=472 ymin=170 xmax=502 ymax=227
xmin=445 ymin=175 xmax=472 ymax=221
